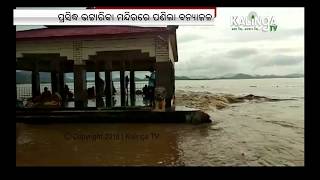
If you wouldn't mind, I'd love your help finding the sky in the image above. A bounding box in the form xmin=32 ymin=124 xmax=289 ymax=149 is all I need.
xmin=16 ymin=7 xmax=304 ymax=78
xmin=175 ymin=7 xmax=304 ymax=77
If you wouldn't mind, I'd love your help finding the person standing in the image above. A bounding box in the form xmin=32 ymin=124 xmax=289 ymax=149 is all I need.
xmin=147 ymin=70 xmax=156 ymax=107
xmin=112 ymin=81 xmax=116 ymax=95
xmin=62 ymin=84 xmax=69 ymax=106
xmin=96 ymin=76 xmax=105 ymax=107
xmin=125 ymin=75 xmax=129 ymax=95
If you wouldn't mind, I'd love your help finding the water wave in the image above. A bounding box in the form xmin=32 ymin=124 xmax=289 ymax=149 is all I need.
xmin=175 ymin=90 xmax=295 ymax=111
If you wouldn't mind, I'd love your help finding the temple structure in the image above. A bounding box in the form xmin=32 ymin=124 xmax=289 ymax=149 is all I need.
xmin=16 ymin=25 xmax=178 ymax=111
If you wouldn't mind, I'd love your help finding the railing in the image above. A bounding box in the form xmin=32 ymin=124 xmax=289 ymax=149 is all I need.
xmin=16 ymin=86 xmax=32 ymax=99
xmin=113 ymin=81 xmax=147 ymax=93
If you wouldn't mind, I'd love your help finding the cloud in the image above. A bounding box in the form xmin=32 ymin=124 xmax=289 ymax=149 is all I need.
xmin=178 ymin=34 xmax=203 ymax=43
xmin=222 ymin=27 xmax=304 ymax=43
xmin=226 ymin=48 xmax=258 ymax=58
xmin=271 ymin=48 xmax=302 ymax=53
xmin=254 ymin=55 xmax=303 ymax=68
xmin=16 ymin=8 xmax=304 ymax=77
xmin=286 ymin=27 xmax=304 ymax=36
xmin=176 ymin=53 xmax=240 ymax=77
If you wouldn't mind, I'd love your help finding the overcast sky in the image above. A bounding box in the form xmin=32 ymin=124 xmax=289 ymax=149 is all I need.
xmin=175 ymin=7 xmax=304 ymax=77
xmin=16 ymin=7 xmax=304 ymax=78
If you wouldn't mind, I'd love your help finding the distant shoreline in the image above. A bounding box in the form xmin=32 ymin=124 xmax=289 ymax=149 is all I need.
xmin=174 ymin=77 xmax=304 ymax=81
xmin=16 ymin=72 xmax=304 ymax=84
xmin=15 ymin=77 xmax=304 ymax=84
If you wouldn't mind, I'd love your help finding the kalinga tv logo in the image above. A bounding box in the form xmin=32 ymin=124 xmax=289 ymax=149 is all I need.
xmin=231 ymin=11 xmax=278 ymax=32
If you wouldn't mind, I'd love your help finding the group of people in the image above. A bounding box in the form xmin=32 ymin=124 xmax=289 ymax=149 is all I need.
xmin=25 ymin=85 xmax=74 ymax=108
xmin=26 ymin=87 xmax=61 ymax=108
xmin=93 ymin=71 xmax=156 ymax=107
xmin=23 ymin=71 xmax=156 ymax=108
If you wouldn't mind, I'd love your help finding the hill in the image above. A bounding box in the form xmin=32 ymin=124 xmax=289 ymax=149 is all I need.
xmin=16 ymin=71 xmax=304 ymax=84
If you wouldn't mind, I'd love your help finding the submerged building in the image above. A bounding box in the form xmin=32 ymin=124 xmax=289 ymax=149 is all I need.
xmin=16 ymin=26 xmax=178 ymax=110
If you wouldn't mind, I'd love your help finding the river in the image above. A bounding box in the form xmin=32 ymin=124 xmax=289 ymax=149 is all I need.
xmin=16 ymin=78 xmax=304 ymax=166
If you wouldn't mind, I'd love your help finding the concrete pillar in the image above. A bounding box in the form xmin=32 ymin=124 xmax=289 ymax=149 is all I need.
xmin=120 ymin=70 xmax=125 ymax=106
xmin=51 ymin=70 xmax=65 ymax=105
xmin=32 ymin=62 xmax=40 ymax=98
xmin=51 ymin=71 xmax=58 ymax=94
xmin=155 ymin=61 xmax=175 ymax=110
xmin=95 ymin=71 xmax=104 ymax=108
xmin=50 ymin=61 xmax=58 ymax=94
xmin=59 ymin=71 xmax=66 ymax=107
xmin=105 ymin=70 xmax=112 ymax=107
xmin=51 ymin=61 xmax=64 ymax=96
xmin=59 ymin=71 xmax=64 ymax=95
xmin=171 ymin=62 xmax=175 ymax=110
xmin=73 ymin=65 xmax=87 ymax=108
xmin=130 ymin=70 xmax=135 ymax=106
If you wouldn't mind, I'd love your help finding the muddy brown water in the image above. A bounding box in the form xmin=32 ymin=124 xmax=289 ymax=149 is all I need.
xmin=16 ymin=78 xmax=304 ymax=166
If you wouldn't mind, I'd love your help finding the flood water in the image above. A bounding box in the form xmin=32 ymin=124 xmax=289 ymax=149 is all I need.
xmin=16 ymin=78 xmax=304 ymax=166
